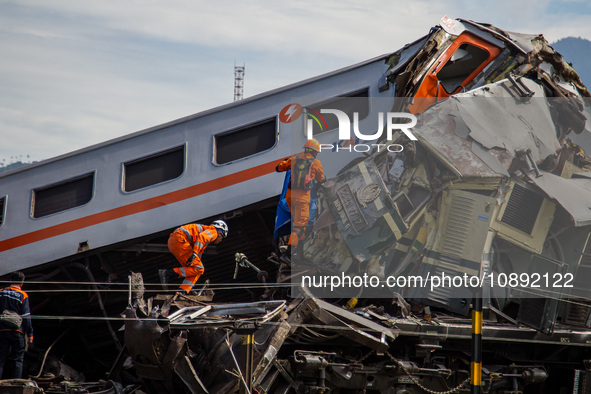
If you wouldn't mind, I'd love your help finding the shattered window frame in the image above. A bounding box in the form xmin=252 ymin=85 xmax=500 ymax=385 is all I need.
xmin=213 ymin=117 xmax=278 ymax=165
xmin=32 ymin=173 xmax=95 ymax=218
xmin=123 ymin=145 xmax=186 ymax=192
xmin=436 ymin=43 xmax=491 ymax=94
xmin=425 ymin=32 xmax=502 ymax=98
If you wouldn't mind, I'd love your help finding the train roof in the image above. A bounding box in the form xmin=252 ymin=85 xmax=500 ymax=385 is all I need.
xmin=0 ymin=52 xmax=395 ymax=179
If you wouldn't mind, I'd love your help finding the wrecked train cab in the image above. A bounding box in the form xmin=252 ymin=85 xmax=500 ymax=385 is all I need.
xmin=299 ymin=73 xmax=591 ymax=328
xmin=388 ymin=16 xmax=590 ymax=115
xmin=408 ymin=17 xmax=504 ymax=113
xmin=298 ymin=17 xmax=591 ymax=292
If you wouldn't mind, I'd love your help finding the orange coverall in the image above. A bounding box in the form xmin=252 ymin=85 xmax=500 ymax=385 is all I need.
xmin=276 ymin=152 xmax=325 ymax=247
xmin=167 ymin=224 xmax=219 ymax=293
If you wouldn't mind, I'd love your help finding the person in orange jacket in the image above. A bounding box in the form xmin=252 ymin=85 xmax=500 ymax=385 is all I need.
xmin=0 ymin=271 xmax=33 ymax=379
xmin=159 ymin=220 xmax=228 ymax=293
xmin=276 ymin=139 xmax=325 ymax=256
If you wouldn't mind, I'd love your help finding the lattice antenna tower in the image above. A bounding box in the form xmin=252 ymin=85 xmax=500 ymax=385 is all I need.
xmin=234 ymin=62 xmax=245 ymax=101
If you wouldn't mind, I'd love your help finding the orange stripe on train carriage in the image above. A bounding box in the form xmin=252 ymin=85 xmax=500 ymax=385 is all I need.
xmin=0 ymin=160 xmax=277 ymax=252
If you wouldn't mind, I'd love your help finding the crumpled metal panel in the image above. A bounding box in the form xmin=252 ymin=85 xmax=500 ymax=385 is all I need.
xmin=386 ymin=35 xmax=430 ymax=77
xmin=457 ymin=79 xmax=560 ymax=161
xmin=528 ymin=170 xmax=591 ymax=227
xmin=459 ymin=18 xmax=536 ymax=54
xmin=413 ymin=78 xmax=562 ymax=178
xmin=414 ymin=104 xmax=501 ymax=178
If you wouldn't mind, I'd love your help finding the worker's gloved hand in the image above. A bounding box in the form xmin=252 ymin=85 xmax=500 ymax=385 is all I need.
xmin=275 ymin=158 xmax=289 ymax=172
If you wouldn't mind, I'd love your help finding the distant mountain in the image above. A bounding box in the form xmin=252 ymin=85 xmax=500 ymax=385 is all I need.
xmin=0 ymin=161 xmax=35 ymax=174
xmin=552 ymin=37 xmax=591 ymax=88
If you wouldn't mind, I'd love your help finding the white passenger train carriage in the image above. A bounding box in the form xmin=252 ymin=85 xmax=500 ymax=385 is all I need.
xmin=0 ymin=54 xmax=398 ymax=274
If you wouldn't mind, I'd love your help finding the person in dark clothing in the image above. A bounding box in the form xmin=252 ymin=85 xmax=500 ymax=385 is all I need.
xmin=0 ymin=271 xmax=33 ymax=379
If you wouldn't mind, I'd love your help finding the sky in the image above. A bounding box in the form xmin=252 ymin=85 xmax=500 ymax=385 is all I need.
xmin=1 ymin=0 xmax=591 ymax=165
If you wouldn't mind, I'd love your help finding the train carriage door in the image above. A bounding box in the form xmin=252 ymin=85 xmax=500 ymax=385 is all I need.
xmin=410 ymin=32 xmax=502 ymax=114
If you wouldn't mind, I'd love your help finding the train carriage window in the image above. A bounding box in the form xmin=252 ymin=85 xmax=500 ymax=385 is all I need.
xmin=214 ymin=118 xmax=277 ymax=164
xmin=33 ymin=173 xmax=94 ymax=218
xmin=308 ymin=89 xmax=370 ymax=136
xmin=0 ymin=196 xmax=5 ymax=226
xmin=123 ymin=146 xmax=185 ymax=192
xmin=436 ymin=43 xmax=490 ymax=94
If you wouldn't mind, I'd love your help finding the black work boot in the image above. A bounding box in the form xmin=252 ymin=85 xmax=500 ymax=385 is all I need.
xmin=158 ymin=269 xmax=176 ymax=291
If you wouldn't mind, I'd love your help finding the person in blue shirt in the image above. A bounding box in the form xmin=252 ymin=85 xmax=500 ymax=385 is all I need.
xmin=0 ymin=271 xmax=33 ymax=379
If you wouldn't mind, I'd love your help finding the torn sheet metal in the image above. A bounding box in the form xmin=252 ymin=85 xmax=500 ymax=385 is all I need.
xmin=528 ymin=170 xmax=591 ymax=227
xmin=309 ymin=297 xmax=397 ymax=351
xmin=414 ymin=100 xmax=506 ymax=178
xmin=413 ymin=78 xmax=561 ymax=178
xmin=457 ymin=78 xmax=561 ymax=161
xmin=386 ymin=35 xmax=431 ymax=77
xmin=458 ymin=19 xmax=535 ymax=54
xmin=414 ymin=107 xmax=502 ymax=178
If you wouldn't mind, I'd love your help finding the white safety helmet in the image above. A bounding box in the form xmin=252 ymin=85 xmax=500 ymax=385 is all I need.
xmin=212 ymin=220 xmax=229 ymax=238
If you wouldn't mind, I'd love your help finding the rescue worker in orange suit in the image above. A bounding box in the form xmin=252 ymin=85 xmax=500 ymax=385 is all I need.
xmin=159 ymin=220 xmax=228 ymax=293
xmin=0 ymin=271 xmax=33 ymax=379
xmin=275 ymin=138 xmax=325 ymax=257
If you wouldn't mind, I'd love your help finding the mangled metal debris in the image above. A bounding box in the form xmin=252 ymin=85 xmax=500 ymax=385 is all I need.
xmin=121 ymin=281 xmax=591 ymax=393
xmin=124 ymin=289 xmax=402 ymax=393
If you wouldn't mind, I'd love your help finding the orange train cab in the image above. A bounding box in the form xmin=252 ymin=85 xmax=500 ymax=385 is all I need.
xmin=409 ymin=32 xmax=502 ymax=114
